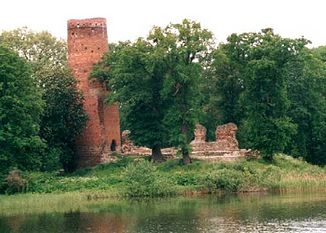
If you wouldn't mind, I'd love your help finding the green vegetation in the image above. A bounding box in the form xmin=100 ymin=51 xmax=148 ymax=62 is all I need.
xmin=93 ymin=39 xmax=170 ymax=162
xmin=0 ymin=46 xmax=45 ymax=175
xmin=202 ymin=29 xmax=326 ymax=163
xmin=1 ymin=155 xmax=325 ymax=197
xmin=1 ymin=21 xmax=326 ymax=198
xmin=123 ymin=160 xmax=175 ymax=197
xmin=93 ymin=19 xmax=213 ymax=164
xmin=234 ymin=29 xmax=301 ymax=160
xmin=94 ymin=23 xmax=326 ymax=164
xmin=0 ymin=192 xmax=102 ymax=216
xmin=0 ymin=28 xmax=87 ymax=172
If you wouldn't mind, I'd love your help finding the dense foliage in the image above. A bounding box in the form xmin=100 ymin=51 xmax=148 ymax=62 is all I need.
xmin=202 ymin=29 xmax=326 ymax=163
xmin=230 ymin=29 xmax=303 ymax=160
xmin=95 ymin=22 xmax=326 ymax=164
xmin=123 ymin=160 xmax=175 ymax=197
xmin=38 ymin=69 xmax=87 ymax=171
xmin=0 ymin=28 xmax=87 ymax=171
xmin=0 ymin=19 xmax=326 ymax=183
xmin=158 ymin=20 xmax=213 ymax=164
xmin=94 ymin=19 xmax=213 ymax=164
xmin=93 ymin=40 xmax=169 ymax=162
xmin=0 ymin=46 xmax=45 ymax=176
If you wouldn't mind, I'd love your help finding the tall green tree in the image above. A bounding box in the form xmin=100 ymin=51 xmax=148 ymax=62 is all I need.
xmin=286 ymin=47 xmax=326 ymax=165
xmin=0 ymin=27 xmax=67 ymax=77
xmin=39 ymin=69 xmax=87 ymax=171
xmin=199 ymin=47 xmax=244 ymax=140
xmin=94 ymin=20 xmax=213 ymax=164
xmin=208 ymin=29 xmax=307 ymax=160
xmin=158 ymin=19 xmax=214 ymax=164
xmin=241 ymin=30 xmax=308 ymax=160
xmin=93 ymin=40 xmax=169 ymax=162
xmin=0 ymin=28 xmax=87 ymax=171
xmin=0 ymin=46 xmax=45 ymax=175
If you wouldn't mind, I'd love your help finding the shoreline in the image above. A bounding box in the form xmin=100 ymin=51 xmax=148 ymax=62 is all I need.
xmin=1 ymin=189 xmax=326 ymax=217
xmin=1 ymin=154 xmax=325 ymax=201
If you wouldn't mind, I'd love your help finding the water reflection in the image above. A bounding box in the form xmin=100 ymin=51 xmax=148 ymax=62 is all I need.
xmin=0 ymin=192 xmax=325 ymax=233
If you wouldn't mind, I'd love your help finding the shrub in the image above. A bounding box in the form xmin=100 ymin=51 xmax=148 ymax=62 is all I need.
xmin=202 ymin=172 xmax=218 ymax=193
xmin=170 ymin=172 xmax=202 ymax=186
xmin=215 ymin=169 xmax=244 ymax=192
xmin=5 ymin=170 xmax=27 ymax=194
xmin=123 ymin=160 xmax=175 ymax=197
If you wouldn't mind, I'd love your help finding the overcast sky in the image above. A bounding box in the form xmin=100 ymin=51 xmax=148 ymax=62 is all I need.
xmin=1 ymin=0 xmax=325 ymax=47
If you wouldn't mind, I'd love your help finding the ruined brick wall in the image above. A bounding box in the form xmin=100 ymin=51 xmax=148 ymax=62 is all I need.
xmin=67 ymin=18 xmax=121 ymax=167
xmin=189 ymin=123 xmax=253 ymax=160
xmin=215 ymin=123 xmax=239 ymax=150
xmin=121 ymin=123 xmax=253 ymax=160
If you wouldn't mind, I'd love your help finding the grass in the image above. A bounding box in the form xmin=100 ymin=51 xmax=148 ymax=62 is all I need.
xmin=1 ymin=154 xmax=325 ymax=197
xmin=0 ymin=191 xmax=124 ymax=216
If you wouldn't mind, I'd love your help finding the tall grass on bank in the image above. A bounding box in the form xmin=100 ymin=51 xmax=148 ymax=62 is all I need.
xmin=0 ymin=191 xmax=123 ymax=216
xmin=0 ymin=154 xmax=325 ymax=196
xmin=122 ymin=160 xmax=176 ymax=197
xmin=160 ymin=154 xmax=326 ymax=193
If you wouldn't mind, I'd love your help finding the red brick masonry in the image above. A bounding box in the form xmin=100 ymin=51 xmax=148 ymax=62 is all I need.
xmin=121 ymin=123 xmax=255 ymax=161
xmin=68 ymin=18 xmax=121 ymax=167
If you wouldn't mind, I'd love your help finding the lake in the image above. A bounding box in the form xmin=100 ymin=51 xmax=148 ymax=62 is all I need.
xmin=0 ymin=192 xmax=325 ymax=233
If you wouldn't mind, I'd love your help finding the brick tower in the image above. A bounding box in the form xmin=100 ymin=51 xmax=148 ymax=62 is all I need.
xmin=67 ymin=18 xmax=121 ymax=167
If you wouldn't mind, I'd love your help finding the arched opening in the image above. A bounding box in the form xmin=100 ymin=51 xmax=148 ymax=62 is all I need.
xmin=110 ymin=139 xmax=117 ymax=152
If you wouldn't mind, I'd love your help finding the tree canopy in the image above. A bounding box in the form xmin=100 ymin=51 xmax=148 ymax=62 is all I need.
xmin=201 ymin=29 xmax=326 ymax=163
xmin=1 ymin=22 xmax=326 ymax=170
xmin=0 ymin=27 xmax=67 ymax=78
xmin=0 ymin=28 xmax=87 ymax=171
xmin=93 ymin=39 xmax=169 ymax=162
xmin=0 ymin=46 xmax=45 ymax=175
xmin=158 ymin=19 xmax=213 ymax=164
xmin=94 ymin=19 xmax=213 ymax=164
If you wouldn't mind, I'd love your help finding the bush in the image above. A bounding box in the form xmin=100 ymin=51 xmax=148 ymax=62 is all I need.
xmin=202 ymin=161 xmax=282 ymax=192
xmin=215 ymin=169 xmax=244 ymax=192
xmin=5 ymin=170 xmax=27 ymax=194
xmin=123 ymin=160 xmax=175 ymax=197
xmin=170 ymin=172 xmax=202 ymax=186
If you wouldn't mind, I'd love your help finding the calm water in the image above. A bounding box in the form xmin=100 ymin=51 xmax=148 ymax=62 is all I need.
xmin=0 ymin=192 xmax=325 ymax=233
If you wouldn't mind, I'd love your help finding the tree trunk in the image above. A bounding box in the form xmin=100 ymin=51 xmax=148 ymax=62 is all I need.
xmin=151 ymin=144 xmax=165 ymax=163
xmin=182 ymin=148 xmax=192 ymax=165
xmin=181 ymin=124 xmax=192 ymax=165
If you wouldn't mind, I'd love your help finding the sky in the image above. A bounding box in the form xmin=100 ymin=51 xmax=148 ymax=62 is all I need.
xmin=1 ymin=0 xmax=326 ymax=47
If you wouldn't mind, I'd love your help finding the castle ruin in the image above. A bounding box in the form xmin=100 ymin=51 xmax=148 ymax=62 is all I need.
xmin=67 ymin=17 xmax=252 ymax=166
xmin=67 ymin=18 xmax=121 ymax=167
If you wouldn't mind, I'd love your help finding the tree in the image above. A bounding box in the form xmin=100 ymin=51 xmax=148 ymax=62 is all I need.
xmin=207 ymin=29 xmax=308 ymax=160
xmin=159 ymin=19 xmax=214 ymax=164
xmin=242 ymin=58 xmax=297 ymax=160
xmin=230 ymin=29 xmax=307 ymax=160
xmin=199 ymin=47 xmax=244 ymax=140
xmin=0 ymin=28 xmax=87 ymax=171
xmin=94 ymin=20 xmax=213 ymax=164
xmin=286 ymin=47 xmax=326 ymax=165
xmin=312 ymin=46 xmax=326 ymax=63
xmin=93 ymin=40 xmax=169 ymax=162
xmin=0 ymin=27 xmax=67 ymax=77
xmin=39 ymin=69 xmax=87 ymax=171
xmin=0 ymin=46 xmax=45 ymax=175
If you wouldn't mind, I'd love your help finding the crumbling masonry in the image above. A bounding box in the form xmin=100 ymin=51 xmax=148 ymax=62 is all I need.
xmin=122 ymin=123 xmax=252 ymax=161
xmin=68 ymin=18 xmax=121 ymax=167
xmin=68 ymin=17 xmax=251 ymax=166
